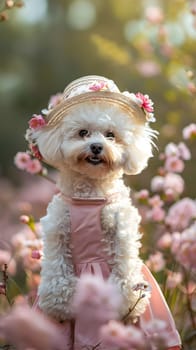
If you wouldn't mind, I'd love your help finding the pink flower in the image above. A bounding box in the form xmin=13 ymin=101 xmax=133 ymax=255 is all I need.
xmin=182 ymin=123 xmax=196 ymax=140
xmin=136 ymin=189 xmax=149 ymax=200
xmin=146 ymin=252 xmax=165 ymax=272
xmin=173 ymin=222 xmax=196 ymax=270
xmin=123 ymin=91 xmax=142 ymax=105
xmin=166 ymin=198 xmax=196 ymax=231
xmin=89 ymin=81 xmax=108 ymax=91
xmin=150 ymin=206 xmax=165 ymax=222
xmin=163 ymin=173 xmax=184 ymax=197
xmin=101 ymin=321 xmax=130 ymax=349
xmin=14 ymin=152 xmax=31 ymax=170
xmin=28 ymin=114 xmax=46 ymax=130
xmin=20 ymin=215 xmax=30 ymax=224
xmin=73 ymin=274 xmax=122 ymax=324
xmin=147 ymin=195 xmax=165 ymax=221
xmin=145 ymin=6 xmax=164 ymax=24
xmin=0 ymin=305 xmax=65 ymax=350
xmin=101 ymin=320 xmax=146 ymax=349
xmin=25 ymin=159 xmax=42 ymax=174
xmin=29 ymin=143 xmax=43 ymax=160
xmin=145 ymin=319 xmax=169 ymax=348
xmin=21 ymin=247 xmax=42 ymax=272
xmin=166 ymin=271 xmax=183 ymax=289
xmin=136 ymin=60 xmax=161 ymax=77
xmin=48 ymin=93 xmax=63 ymax=109
xmin=135 ymin=92 xmax=154 ymax=113
xmin=164 ymin=156 xmax=184 ymax=173
xmin=165 ymin=142 xmax=180 ymax=157
xmin=164 ymin=188 xmax=176 ymax=202
xmin=31 ymin=250 xmax=42 ymax=260
xmin=181 ymin=281 xmax=196 ymax=296
xmin=151 ymin=175 xmax=164 ymax=192
xmin=157 ymin=233 xmax=172 ymax=249
xmin=149 ymin=195 xmax=163 ymax=207
xmin=178 ymin=142 xmax=191 ymax=160
xmin=170 ymin=232 xmax=181 ymax=254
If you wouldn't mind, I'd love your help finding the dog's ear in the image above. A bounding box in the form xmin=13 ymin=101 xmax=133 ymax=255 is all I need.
xmin=123 ymin=125 xmax=156 ymax=175
xmin=33 ymin=127 xmax=64 ymax=168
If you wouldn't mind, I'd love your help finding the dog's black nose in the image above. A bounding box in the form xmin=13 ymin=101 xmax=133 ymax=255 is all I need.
xmin=90 ymin=143 xmax=103 ymax=155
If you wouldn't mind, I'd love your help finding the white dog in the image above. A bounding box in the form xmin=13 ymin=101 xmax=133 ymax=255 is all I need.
xmin=27 ymin=76 xmax=181 ymax=350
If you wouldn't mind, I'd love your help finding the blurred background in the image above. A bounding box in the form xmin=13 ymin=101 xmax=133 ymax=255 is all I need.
xmin=0 ymin=0 xmax=196 ymax=239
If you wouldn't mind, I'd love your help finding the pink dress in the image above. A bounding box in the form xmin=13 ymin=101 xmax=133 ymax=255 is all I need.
xmin=68 ymin=197 xmax=111 ymax=350
xmin=36 ymin=196 xmax=181 ymax=350
xmin=64 ymin=197 xmax=181 ymax=350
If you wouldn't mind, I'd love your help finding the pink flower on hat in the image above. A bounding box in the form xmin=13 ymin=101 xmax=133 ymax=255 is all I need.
xmin=25 ymin=159 xmax=42 ymax=174
xmin=14 ymin=152 xmax=31 ymax=170
xmin=89 ymin=81 xmax=108 ymax=91
xmin=31 ymin=250 xmax=42 ymax=260
xmin=29 ymin=144 xmax=43 ymax=160
xmin=28 ymin=114 xmax=46 ymax=130
xmin=14 ymin=151 xmax=43 ymax=174
xmin=135 ymin=92 xmax=154 ymax=113
xmin=48 ymin=93 xmax=63 ymax=109
xmin=122 ymin=91 xmax=155 ymax=122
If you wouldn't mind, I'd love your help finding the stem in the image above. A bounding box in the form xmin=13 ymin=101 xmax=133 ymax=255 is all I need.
xmin=91 ymin=342 xmax=101 ymax=350
xmin=1 ymin=264 xmax=11 ymax=306
xmin=122 ymin=291 xmax=144 ymax=323
xmin=82 ymin=343 xmax=101 ymax=350
xmin=90 ymin=293 xmax=145 ymax=350
xmin=2 ymin=264 xmax=8 ymax=295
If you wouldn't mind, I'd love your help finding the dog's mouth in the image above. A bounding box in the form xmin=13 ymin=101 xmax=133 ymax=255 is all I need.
xmin=86 ymin=156 xmax=104 ymax=165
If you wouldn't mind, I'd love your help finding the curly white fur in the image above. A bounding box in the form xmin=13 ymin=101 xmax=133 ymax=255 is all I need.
xmin=33 ymin=101 xmax=157 ymax=322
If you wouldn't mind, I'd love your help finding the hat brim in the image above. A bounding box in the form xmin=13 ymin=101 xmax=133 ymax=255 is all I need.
xmin=45 ymin=91 xmax=146 ymax=127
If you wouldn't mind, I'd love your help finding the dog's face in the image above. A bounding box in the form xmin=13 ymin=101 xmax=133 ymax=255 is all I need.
xmin=34 ymin=102 xmax=155 ymax=179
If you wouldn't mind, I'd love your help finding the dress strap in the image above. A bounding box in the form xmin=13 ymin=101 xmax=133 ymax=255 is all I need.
xmin=60 ymin=192 xmax=120 ymax=205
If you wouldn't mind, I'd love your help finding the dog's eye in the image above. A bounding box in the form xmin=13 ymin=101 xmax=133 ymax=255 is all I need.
xmin=106 ymin=131 xmax=115 ymax=139
xmin=79 ymin=129 xmax=89 ymax=137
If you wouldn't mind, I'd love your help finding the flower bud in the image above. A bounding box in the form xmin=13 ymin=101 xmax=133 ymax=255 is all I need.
xmin=20 ymin=215 xmax=30 ymax=224
xmin=31 ymin=250 xmax=41 ymax=260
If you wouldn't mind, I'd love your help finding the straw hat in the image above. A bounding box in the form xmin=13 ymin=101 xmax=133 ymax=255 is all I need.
xmin=43 ymin=75 xmax=155 ymax=127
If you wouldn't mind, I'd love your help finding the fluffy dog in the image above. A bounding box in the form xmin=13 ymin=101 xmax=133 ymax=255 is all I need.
xmin=27 ymin=76 xmax=181 ymax=350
